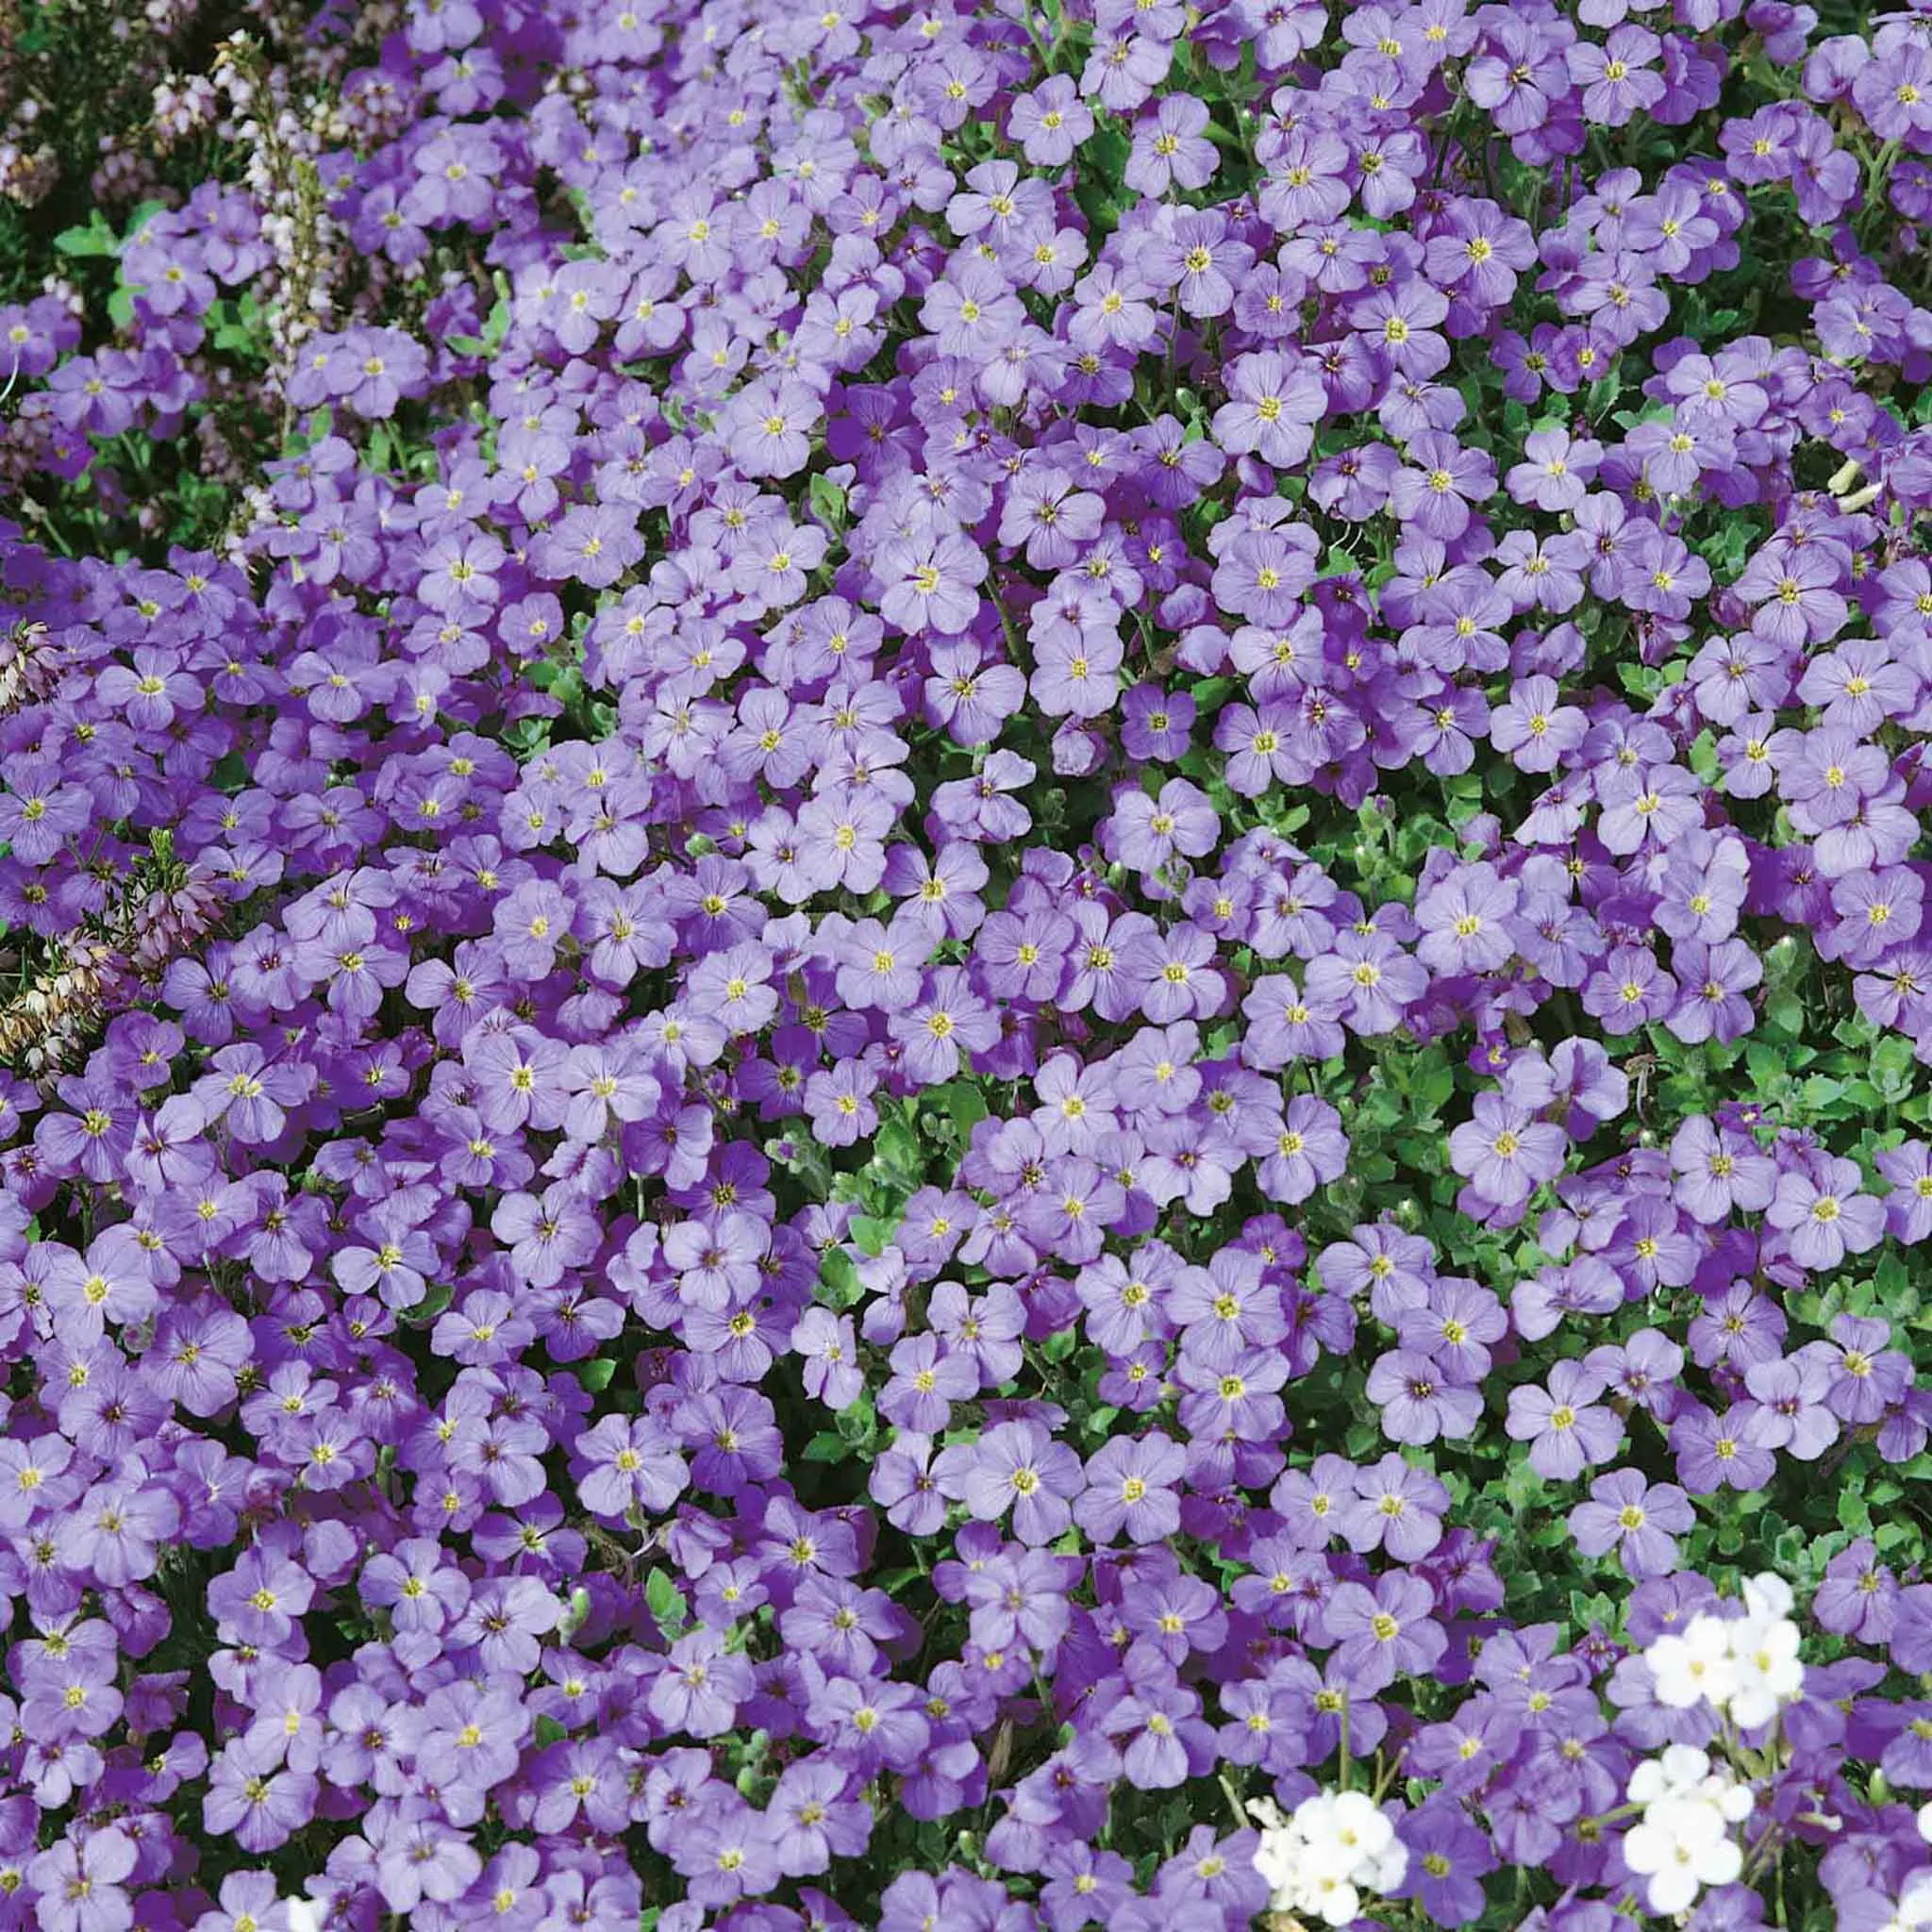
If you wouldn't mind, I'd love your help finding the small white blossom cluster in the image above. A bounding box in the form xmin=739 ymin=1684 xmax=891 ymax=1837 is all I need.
xmin=1250 ymin=1790 xmax=1408 ymax=1928
xmin=1645 ymin=1573 xmax=1805 ymax=1729
xmin=1623 ymin=1744 xmax=1754 ymax=1916
xmin=212 ymin=36 xmax=342 ymax=365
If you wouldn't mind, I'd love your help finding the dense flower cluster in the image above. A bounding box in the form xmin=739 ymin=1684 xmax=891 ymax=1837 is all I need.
xmin=1253 ymin=1788 xmax=1410 ymax=1925
xmin=10 ymin=0 xmax=1932 ymax=1925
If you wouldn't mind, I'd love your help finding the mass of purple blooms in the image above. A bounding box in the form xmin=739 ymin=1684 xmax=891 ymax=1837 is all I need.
xmin=11 ymin=0 xmax=1932 ymax=1925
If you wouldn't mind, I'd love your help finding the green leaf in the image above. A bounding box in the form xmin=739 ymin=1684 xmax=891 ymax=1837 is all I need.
xmin=818 ymin=1247 xmax=862 ymax=1308
xmin=54 ymin=211 xmax=120 ymax=258
xmin=835 ymin=1388 xmax=877 ymax=1446
xmin=809 ymin=474 xmax=847 ymax=531
xmin=645 ymin=1569 xmax=687 ymax=1629
xmin=1073 ymin=124 xmax=1133 ymax=235
xmin=1874 ymin=1035 xmax=1916 ymax=1103
xmin=577 ymin=1357 xmax=617 ymax=1393
xmin=850 ymin=1214 xmax=895 ymax=1257
xmin=211 ymin=302 xmax=268 ymax=358
xmin=1800 ymin=1074 xmax=1844 ymax=1114
xmin=875 ymin=1118 xmax=922 ymax=1179
xmin=1502 ymin=1453 xmax=1547 ymax=1514
xmin=930 ymin=1080 xmax=989 ymax=1138
xmin=1413 ymin=1054 xmax=1456 ymax=1118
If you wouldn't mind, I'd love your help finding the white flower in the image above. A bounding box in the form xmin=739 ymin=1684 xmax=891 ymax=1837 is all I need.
xmin=1624 ymin=1745 xmax=1756 ymax=1917
xmin=1920 ymin=1799 xmax=1932 ymax=1845
xmin=1327 ymin=1789 xmax=1399 ymax=1867
xmin=1726 ymin=1612 xmax=1804 ymax=1729
xmin=1628 ymin=1742 xmax=1713 ymax=1808
xmin=1251 ymin=1787 xmax=1409 ymax=1928
xmin=1622 ymin=1824 xmax=1696 ymax=1916
xmin=1741 ymin=1572 xmax=1795 ymax=1622
xmin=1303 ymin=1874 xmax=1361 ymax=1928
xmin=1624 ymin=1792 xmax=1743 ymax=1917
xmin=1644 ymin=1595 xmax=1805 ymax=1731
xmin=1647 ymin=1613 xmax=1738 ymax=1710
xmin=1710 ymin=1775 xmax=1756 ymax=1826
xmin=1254 ymin=1824 xmax=1299 ymax=1900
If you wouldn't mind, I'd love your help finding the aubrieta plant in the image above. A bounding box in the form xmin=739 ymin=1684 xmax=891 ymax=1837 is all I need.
xmin=14 ymin=0 xmax=1932 ymax=1926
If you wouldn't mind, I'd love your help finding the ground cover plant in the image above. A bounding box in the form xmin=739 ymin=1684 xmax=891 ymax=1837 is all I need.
xmin=14 ymin=0 xmax=1932 ymax=1925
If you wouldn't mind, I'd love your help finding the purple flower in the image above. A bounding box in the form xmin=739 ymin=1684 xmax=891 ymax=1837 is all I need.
xmin=962 ymin=1547 xmax=1079 ymax=1655
xmin=1568 ymin=25 xmax=1667 ymax=125
xmin=1582 ymin=944 xmax=1679 ymax=1035
xmin=793 ymin=1307 xmax=865 ymax=1410
xmin=1255 ymin=1095 xmax=1349 ymax=1206
xmin=1765 ymin=1155 xmax=1886 ymax=1271
xmin=30 ymin=1829 xmax=137 ymax=1932
xmin=1506 ymin=1359 xmax=1623 ymax=1480
xmin=1009 ymin=76 xmax=1094 ymax=166
xmin=1324 ymin=1572 xmax=1448 ymax=1692
xmin=650 ymin=1628 xmax=756 ymax=1739
xmin=1305 ymin=929 xmax=1429 ymax=1034
xmin=1213 ymin=351 xmax=1325 ymax=471
xmin=1821 ymin=1314 xmax=1914 ymax=1424
xmin=1098 ymin=1678 xmax=1210 ymax=1789
xmin=1416 ymin=862 xmax=1521 ymax=974
xmin=1367 ymin=1350 xmax=1484 ymax=1445
xmin=880 ymin=1333 xmax=977 ymax=1434
xmin=769 ymin=1759 xmax=873 ymax=1875
xmin=1669 ymin=1114 xmax=1775 ymax=1224
xmin=203 ymin=1739 xmax=314 ymax=1852
xmin=936 ymin=1420 xmax=1081 ymax=1545
xmin=1125 ymin=94 xmax=1218 ymax=195
xmin=1506 ymin=428 xmax=1602 ymax=511
xmin=1341 ymin=1453 xmax=1449 ymax=1562
xmin=1815 ymin=1539 xmax=1899 ymax=1644
xmin=1075 ymin=1431 xmax=1184 ymax=1543
xmin=1567 ymin=1468 xmax=1695 ymax=1578
xmin=805 ymin=1670 xmax=931 ymax=1776
xmin=1742 ymin=1350 xmax=1840 ymax=1457
xmin=878 ymin=531 xmax=989 ymax=637
xmin=1396 ymin=1800 xmax=1498 ymax=1926
xmin=1389 ymin=432 xmax=1496 ymax=540
xmin=1670 ymin=1402 xmax=1778 ymax=1492
xmin=1449 ymin=1092 xmax=1568 ymax=1208
xmin=574 ymin=1413 xmax=688 ymax=1520
xmin=1141 ymin=209 xmax=1252 ymax=318
xmin=1490 ymin=676 xmax=1588 ymax=773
